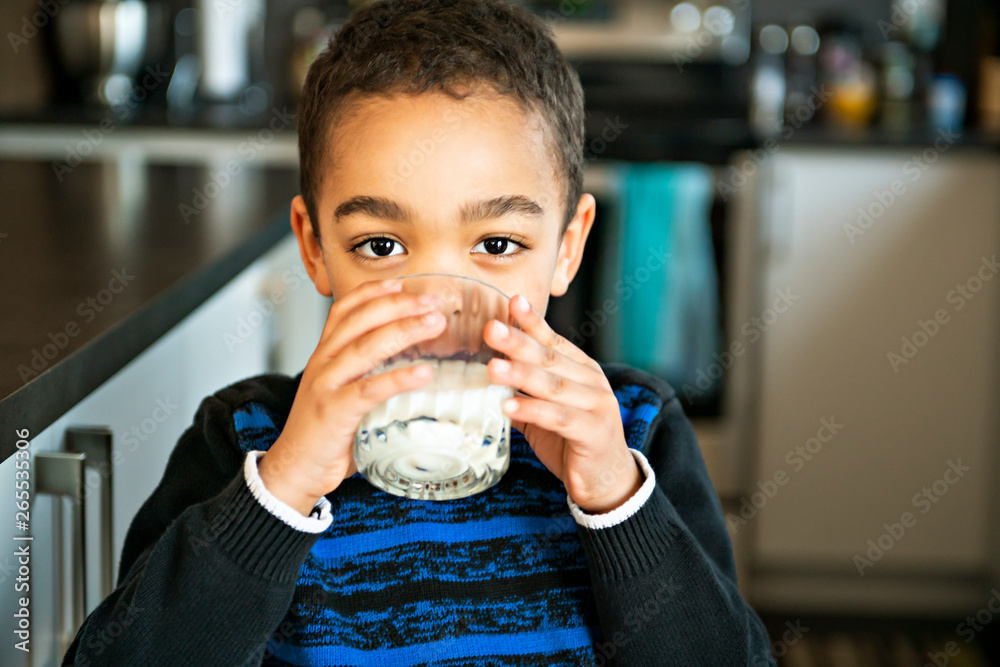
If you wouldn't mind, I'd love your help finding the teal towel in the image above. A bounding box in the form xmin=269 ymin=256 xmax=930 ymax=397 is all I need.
xmin=597 ymin=162 xmax=721 ymax=395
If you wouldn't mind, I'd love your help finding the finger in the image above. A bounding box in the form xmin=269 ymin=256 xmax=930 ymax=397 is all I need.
xmin=324 ymin=309 xmax=447 ymax=385
xmin=502 ymin=394 xmax=594 ymax=444
xmin=319 ymin=278 xmax=403 ymax=344
xmin=506 ymin=390 xmax=530 ymax=434
xmin=323 ymin=290 xmax=442 ymax=359
xmin=487 ymin=358 xmax=604 ymax=409
xmin=484 ymin=318 xmax=596 ymax=385
xmin=337 ymin=359 xmax=437 ymax=422
xmin=507 ymin=294 xmax=602 ymax=372
xmin=514 ymin=294 xmax=600 ymax=368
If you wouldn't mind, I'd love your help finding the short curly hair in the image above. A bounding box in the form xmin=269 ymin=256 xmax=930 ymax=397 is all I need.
xmin=296 ymin=0 xmax=586 ymax=242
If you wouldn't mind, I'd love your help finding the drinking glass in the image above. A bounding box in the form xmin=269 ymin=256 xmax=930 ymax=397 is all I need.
xmin=353 ymin=273 xmax=518 ymax=500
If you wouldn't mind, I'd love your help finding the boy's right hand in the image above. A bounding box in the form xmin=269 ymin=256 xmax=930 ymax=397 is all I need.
xmin=257 ymin=278 xmax=447 ymax=516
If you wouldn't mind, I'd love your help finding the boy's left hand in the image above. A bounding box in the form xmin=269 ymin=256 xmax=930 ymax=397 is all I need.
xmin=484 ymin=294 xmax=643 ymax=515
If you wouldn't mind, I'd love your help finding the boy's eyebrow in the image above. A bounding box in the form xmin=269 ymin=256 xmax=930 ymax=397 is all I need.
xmin=460 ymin=195 xmax=545 ymax=223
xmin=334 ymin=196 xmax=413 ymax=223
xmin=333 ymin=194 xmax=545 ymax=224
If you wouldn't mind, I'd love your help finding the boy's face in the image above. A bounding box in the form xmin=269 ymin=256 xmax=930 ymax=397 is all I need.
xmin=290 ymin=90 xmax=595 ymax=318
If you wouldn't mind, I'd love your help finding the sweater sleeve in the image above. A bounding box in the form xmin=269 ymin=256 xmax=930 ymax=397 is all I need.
xmin=61 ymin=393 xmax=324 ymax=667
xmin=573 ymin=392 xmax=777 ymax=666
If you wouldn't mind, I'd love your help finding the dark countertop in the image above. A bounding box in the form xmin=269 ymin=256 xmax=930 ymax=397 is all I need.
xmin=0 ymin=157 xmax=300 ymax=461
xmin=775 ymin=125 xmax=1000 ymax=151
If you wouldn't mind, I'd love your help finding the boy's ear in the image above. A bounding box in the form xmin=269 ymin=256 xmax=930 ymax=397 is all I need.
xmin=550 ymin=193 xmax=596 ymax=298
xmin=290 ymin=195 xmax=334 ymax=297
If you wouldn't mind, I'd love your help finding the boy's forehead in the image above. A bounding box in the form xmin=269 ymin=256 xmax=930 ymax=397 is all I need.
xmin=323 ymin=90 xmax=563 ymax=215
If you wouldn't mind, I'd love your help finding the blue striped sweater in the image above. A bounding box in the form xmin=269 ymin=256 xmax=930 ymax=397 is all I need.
xmin=64 ymin=362 xmax=776 ymax=667
xmin=232 ymin=381 xmax=659 ymax=665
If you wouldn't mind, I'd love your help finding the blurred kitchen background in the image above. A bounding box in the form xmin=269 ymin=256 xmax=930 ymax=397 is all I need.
xmin=1 ymin=0 xmax=1000 ymax=665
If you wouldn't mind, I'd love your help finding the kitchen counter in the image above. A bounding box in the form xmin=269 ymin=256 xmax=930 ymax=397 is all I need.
xmin=0 ymin=156 xmax=300 ymax=461
xmin=776 ymin=125 xmax=1000 ymax=150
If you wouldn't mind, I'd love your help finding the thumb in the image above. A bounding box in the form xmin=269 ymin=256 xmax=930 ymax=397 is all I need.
xmin=518 ymin=429 xmax=565 ymax=482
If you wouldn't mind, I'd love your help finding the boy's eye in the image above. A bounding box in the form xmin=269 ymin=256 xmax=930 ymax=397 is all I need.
xmin=351 ymin=236 xmax=527 ymax=262
xmin=472 ymin=237 xmax=524 ymax=257
xmin=353 ymin=237 xmax=404 ymax=259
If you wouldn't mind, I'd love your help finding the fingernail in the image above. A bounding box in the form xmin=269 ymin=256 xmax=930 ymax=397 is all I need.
xmin=382 ymin=278 xmax=398 ymax=288
xmin=493 ymin=321 xmax=509 ymax=337
xmin=516 ymin=295 xmax=530 ymax=312
xmin=492 ymin=359 xmax=511 ymax=372
xmin=422 ymin=311 xmax=442 ymax=325
xmin=418 ymin=294 xmax=437 ymax=305
xmin=503 ymin=398 xmax=518 ymax=412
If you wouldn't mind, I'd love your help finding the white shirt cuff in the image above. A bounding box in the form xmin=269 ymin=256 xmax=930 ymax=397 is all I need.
xmin=566 ymin=448 xmax=656 ymax=530
xmin=243 ymin=450 xmax=333 ymax=533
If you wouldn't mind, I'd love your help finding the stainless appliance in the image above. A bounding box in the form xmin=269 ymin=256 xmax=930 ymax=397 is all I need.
xmin=51 ymin=0 xmax=148 ymax=106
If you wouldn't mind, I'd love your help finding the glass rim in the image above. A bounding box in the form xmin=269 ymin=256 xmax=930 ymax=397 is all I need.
xmin=390 ymin=273 xmax=513 ymax=300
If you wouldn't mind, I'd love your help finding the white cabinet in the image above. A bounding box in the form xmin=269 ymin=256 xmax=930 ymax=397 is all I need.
xmin=0 ymin=233 xmax=329 ymax=666
xmin=735 ymin=147 xmax=1000 ymax=615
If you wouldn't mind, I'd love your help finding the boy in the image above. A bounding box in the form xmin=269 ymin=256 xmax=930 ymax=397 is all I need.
xmin=64 ymin=0 xmax=776 ymax=664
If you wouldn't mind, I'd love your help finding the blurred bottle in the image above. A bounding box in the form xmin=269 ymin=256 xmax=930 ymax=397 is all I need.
xmin=51 ymin=0 xmax=149 ymax=107
xmin=749 ymin=24 xmax=787 ymax=135
xmin=878 ymin=41 xmax=915 ymax=131
xmin=195 ymin=0 xmax=265 ymax=103
xmin=981 ymin=57 xmax=1000 ymax=134
xmin=165 ymin=0 xmax=271 ymax=122
xmin=816 ymin=18 xmax=877 ymax=129
xmin=949 ymin=0 xmax=1000 ymax=133
xmin=891 ymin=0 xmax=945 ymax=54
xmin=891 ymin=0 xmax=945 ymax=132
xmin=784 ymin=23 xmax=821 ymax=128
xmin=927 ymin=73 xmax=966 ymax=133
